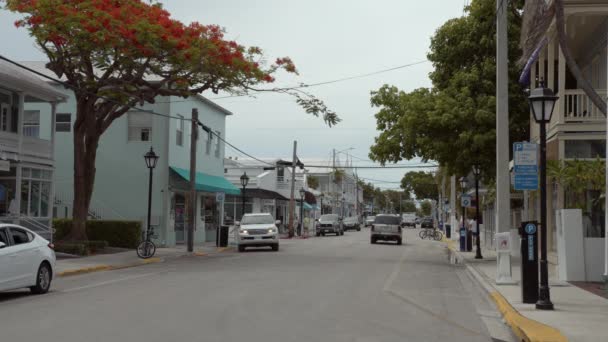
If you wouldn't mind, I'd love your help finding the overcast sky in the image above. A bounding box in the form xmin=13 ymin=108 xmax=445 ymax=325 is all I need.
xmin=0 ymin=0 xmax=464 ymax=188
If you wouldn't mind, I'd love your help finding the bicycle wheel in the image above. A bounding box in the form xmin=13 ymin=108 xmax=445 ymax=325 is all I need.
xmin=433 ymin=230 xmax=443 ymax=241
xmin=137 ymin=241 xmax=156 ymax=259
xmin=419 ymin=230 xmax=426 ymax=239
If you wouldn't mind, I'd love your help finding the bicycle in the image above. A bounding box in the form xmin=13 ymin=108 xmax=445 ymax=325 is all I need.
xmin=137 ymin=225 xmax=157 ymax=259
xmin=419 ymin=228 xmax=443 ymax=241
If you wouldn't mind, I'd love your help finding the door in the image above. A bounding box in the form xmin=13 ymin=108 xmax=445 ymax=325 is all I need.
xmin=7 ymin=227 xmax=38 ymax=288
xmin=204 ymin=196 xmax=218 ymax=243
xmin=0 ymin=228 xmax=14 ymax=291
xmin=174 ymin=194 xmax=186 ymax=244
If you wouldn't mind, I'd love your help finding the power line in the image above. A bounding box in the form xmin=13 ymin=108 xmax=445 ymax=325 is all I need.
xmin=157 ymin=59 xmax=429 ymax=103
xmin=197 ymin=122 xmax=274 ymax=166
xmin=305 ymin=164 xmax=437 ymax=169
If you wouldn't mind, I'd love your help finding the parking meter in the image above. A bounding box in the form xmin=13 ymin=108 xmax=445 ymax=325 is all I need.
xmin=466 ymin=229 xmax=473 ymax=252
xmin=520 ymin=221 xmax=539 ymax=303
xmin=459 ymin=226 xmax=466 ymax=252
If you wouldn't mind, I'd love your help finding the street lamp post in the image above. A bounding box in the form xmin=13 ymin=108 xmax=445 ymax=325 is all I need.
xmin=341 ymin=193 xmax=346 ymax=218
xmin=144 ymin=147 xmax=159 ymax=242
xmin=319 ymin=193 xmax=324 ymax=215
xmin=240 ymin=172 xmax=249 ymax=219
xmin=459 ymin=177 xmax=468 ymax=249
xmin=472 ymin=165 xmax=483 ymax=259
xmin=528 ymin=80 xmax=558 ymax=311
xmin=299 ymin=188 xmax=305 ymax=236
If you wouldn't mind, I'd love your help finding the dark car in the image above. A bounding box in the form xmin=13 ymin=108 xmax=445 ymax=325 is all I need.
xmin=343 ymin=216 xmax=360 ymax=231
xmin=421 ymin=218 xmax=434 ymax=228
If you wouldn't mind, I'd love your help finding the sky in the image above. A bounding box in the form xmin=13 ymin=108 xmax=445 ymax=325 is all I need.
xmin=0 ymin=0 xmax=464 ymax=189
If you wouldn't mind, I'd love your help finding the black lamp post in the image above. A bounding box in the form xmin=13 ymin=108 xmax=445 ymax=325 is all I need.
xmin=299 ymin=188 xmax=305 ymax=236
xmin=341 ymin=193 xmax=346 ymax=218
xmin=459 ymin=176 xmax=468 ymax=242
xmin=472 ymin=164 xmax=483 ymax=259
xmin=144 ymin=147 xmax=159 ymax=239
xmin=528 ymin=80 xmax=558 ymax=311
xmin=240 ymin=172 xmax=249 ymax=219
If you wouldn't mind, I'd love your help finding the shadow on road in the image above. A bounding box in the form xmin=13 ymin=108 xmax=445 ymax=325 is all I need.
xmin=0 ymin=290 xmax=33 ymax=303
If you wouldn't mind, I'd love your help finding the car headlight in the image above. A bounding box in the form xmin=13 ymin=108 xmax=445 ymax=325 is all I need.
xmin=240 ymin=230 xmax=249 ymax=235
xmin=268 ymin=228 xmax=277 ymax=234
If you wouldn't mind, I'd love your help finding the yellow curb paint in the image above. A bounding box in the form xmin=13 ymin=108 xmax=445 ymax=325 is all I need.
xmin=141 ymin=257 xmax=161 ymax=264
xmin=490 ymin=291 xmax=568 ymax=342
xmin=217 ymin=247 xmax=234 ymax=253
xmin=57 ymin=265 xmax=112 ymax=277
xmin=193 ymin=252 xmax=207 ymax=257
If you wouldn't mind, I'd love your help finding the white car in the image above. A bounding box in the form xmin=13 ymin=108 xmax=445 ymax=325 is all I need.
xmin=236 ymin=213 xmax=280 ymax=252
xmin=0 ymin=224 xmax=56 ymax=294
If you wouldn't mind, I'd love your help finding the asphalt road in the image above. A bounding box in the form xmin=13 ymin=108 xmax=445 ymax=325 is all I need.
xmin=0 ymin=228 xmax=513 ymax=342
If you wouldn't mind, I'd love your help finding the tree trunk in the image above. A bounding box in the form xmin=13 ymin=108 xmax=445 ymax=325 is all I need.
xmin=555 ymin=0 xmax=607 ymax=116
xmin=67 ymin=104 xmax=101 ymax=241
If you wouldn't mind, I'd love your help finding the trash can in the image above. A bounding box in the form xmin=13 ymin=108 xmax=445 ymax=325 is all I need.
xmin=218 ymin=225 xmax=229 ymax=247
xmin=445 ymin=224 xmax=451 ymax=239
xmin=459 ymin=227 xmax=466 ymax=252
xmin=466 ymin=229 xmax=473 ymax=252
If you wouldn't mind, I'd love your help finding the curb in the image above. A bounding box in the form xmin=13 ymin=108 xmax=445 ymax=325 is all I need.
xmin=57 ymin=257 xmax=163 ymax=277
xmin=446 ymin=242 xmax=568 ymax=342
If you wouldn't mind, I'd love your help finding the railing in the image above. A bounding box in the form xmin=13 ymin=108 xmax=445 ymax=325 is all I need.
xmin=0 ymin=131 xmax=52 ymax=159
xmin=562 ymin=89 xmax=607 ymax=122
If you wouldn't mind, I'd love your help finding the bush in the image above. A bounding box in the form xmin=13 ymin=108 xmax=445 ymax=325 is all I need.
xmin=53 ymin=219 xmax=142 ymax=249
xmin=54 ymin=242 xmax=89 ymax=256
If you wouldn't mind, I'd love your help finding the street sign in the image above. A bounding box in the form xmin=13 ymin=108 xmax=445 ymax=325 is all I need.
xmin=215 ymin=192 xmax=225 ymax=202
xmin=513 ymin=142 xmax=539 ymax=191
xmin=461 ymin=195 xmax=471 ymax=208
xmin=524 ymin=222 xmax=537 ymax=235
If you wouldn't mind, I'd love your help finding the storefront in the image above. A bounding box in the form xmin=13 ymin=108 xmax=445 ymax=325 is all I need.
xmin=0 ymin=165 xmax=53 ymax=228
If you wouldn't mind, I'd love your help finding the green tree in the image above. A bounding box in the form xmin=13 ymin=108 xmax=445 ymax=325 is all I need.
xmin=402 ymin=200 xmax=417 ymax=213
xmin=401 ymin=171 xmax=438 ymax=200
xmin=307 ymin=176 xmax=319 ymax=190
xmin=368 ymin=0 xmax=528 ymax=178
xmin=419 ymin=200 xmax=433 ymax=217
xmin=7 ymin=0 xmax=338 ymax=240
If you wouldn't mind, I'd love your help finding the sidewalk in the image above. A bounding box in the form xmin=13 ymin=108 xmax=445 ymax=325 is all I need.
xmin=56 ymin=243 xmax=233 ymax=277
xmin=447 ymin=240 xmax=608 ymax=342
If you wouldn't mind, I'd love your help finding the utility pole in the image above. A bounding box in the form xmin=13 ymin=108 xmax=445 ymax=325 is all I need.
xmin=450 ymin=175 xmax=456 ymax=239
xmin=496 ymin=0 xmax=514 ymax=284
xmin=288 ymin=141 xmax=297 ymax=238
xmin=187 ymin=108 xmax=198 ymax=253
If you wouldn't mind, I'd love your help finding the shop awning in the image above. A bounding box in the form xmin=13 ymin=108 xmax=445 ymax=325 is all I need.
xmin=170 ymin=167 xmax=241 ymax=195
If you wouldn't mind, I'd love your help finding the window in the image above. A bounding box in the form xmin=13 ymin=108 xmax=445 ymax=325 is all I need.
xmin=9 ymin=228 xmax=31 ymax=245
xmin=23 ymin=110 xmax=40 ymax=137
xmin=176 ymin=115 xmax=184 ymax=146
xmin=128 ymin=112 xmax=152 ymax=142
xmin=206 ymin=130 xmax=212 ymax=154
xmin=277 ymin=167 xmax=285 ymax=182
xmin=215 ymin=131 xmax=221 ymax=157
xmin=19 ymin=167 xmax=52 ymax=218
xmin=56 ymin=113 xmax=71 ymax=132
xmin=565 ymin=140 xmax=606 ymax=159
xmin=0 ymin=228 xmax=8 ymax=245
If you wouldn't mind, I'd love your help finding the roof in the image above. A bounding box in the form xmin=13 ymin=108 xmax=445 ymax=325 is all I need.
xmin=18 ymin=61 xmax=231 ymax=115
xmin=0 ymin=60 xmax=67 ymax=102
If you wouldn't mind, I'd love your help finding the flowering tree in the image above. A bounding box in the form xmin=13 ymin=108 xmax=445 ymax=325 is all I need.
xmin=6 ymin=0 xmax=339 ymax=240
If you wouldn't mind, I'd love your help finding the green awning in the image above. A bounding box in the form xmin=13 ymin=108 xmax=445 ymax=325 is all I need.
xmin=297 ymin=201 xmax=313 ymax=210
xmin=170 ymin=166 xmax=241 ymax=195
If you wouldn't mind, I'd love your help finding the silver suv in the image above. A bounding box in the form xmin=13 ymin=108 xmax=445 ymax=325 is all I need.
xmin=315 ymin=214 xmax=343 ymax=236
xmin=370 ymin=214 xmax=402 ymax=245
xmin=236 ymin=213 xmax=280 ymax=252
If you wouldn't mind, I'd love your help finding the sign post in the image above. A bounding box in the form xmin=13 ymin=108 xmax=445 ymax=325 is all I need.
xmin=520 ymin=221 xmax=539 ymax=303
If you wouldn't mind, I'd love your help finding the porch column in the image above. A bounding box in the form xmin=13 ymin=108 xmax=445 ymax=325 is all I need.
xmin=14 ymin=165 xmax=21 ymax=224
xmin=547 ymin=37 xmax=556 ymax=95
xmin=17 ymin=92 xmax=24 ymax=157
xmin=557 ymin=40 xmax=566 ymax=125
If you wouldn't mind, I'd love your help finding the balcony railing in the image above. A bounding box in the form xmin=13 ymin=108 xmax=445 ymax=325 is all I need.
xmin=562 ymin=89 xmax=606 ymax=122
xmin=0 ymin=131 xmax=52 ymax=159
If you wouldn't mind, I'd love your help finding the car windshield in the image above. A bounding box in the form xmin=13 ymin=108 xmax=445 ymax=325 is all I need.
xmin=344 ymin=217 xmax=357 ymax=223
xmin=374 ymin=216 xmax=400 ymax=225
xmin=241 ymin=215 xmax=274 ymax=225
xmin=320 ymin=214 xmax=338 ymax=221
xmin=366 ymin=216 xmax=376 ymax=220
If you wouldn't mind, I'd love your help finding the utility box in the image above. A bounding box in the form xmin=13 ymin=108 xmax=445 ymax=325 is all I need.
xmin=519 ymin=221 xmax=539 ymax=303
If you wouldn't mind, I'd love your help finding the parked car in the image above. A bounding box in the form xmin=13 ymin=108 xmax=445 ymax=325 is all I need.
xmin=0 ymin=225 xmax=56 ymax=294
xmin=316 ymin=214 xmax=343 ymax=236
xmin=421 ymin=218 xmax=434 ymax=228
xmin=370 ymin=214 xmax=402 ymax=245
xmin=414 ymin=217 xmax=421 ymax=225
xmin=365 ymin=216 xmax=376 ymax=227
xmin=343 ymin=216 xmax=360 ymax=231
xmin=236 ymin=213 xmax=280 ymax=252
xmin=401 ymin=213 xmax=417 ymax=228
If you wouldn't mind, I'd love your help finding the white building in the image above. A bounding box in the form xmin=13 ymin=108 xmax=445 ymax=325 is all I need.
xmin=0 ymin=60 xmax=68 ymax=240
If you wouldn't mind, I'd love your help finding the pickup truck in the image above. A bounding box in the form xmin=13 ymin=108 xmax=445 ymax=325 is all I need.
xmin=370 ymin=214 xmax=403 ymax=245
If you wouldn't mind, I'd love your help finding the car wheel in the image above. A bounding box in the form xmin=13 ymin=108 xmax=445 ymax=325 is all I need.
xmin=357 ymin=227 xmax=361 ymax=231
xmin=370 ymin=237 xmax=376 ymax=244
xmin=238 ymin=245 xmax=245 ymax=252
xmin=397 ymin=238 xmax=402 ymax=245
xmin=30 ymin=262 xmax=52 ymax=294
xmin=271 ymin=244 xmax=279 ymax=251
xmin=316 ymin=232 xmax=321 ymax=237
xmin=321 ymin=232 xmax=325 ymax=236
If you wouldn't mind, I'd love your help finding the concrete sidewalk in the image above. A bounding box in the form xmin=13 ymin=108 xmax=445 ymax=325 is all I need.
xmin=56 ymin=243 xmax=234 ymax=276
xmin=448 ymin=241 xmax=608 ymax=342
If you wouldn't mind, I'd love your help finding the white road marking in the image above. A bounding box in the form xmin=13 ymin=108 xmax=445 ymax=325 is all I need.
xmin=61 ymin=272 xmax=158 ymax=293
